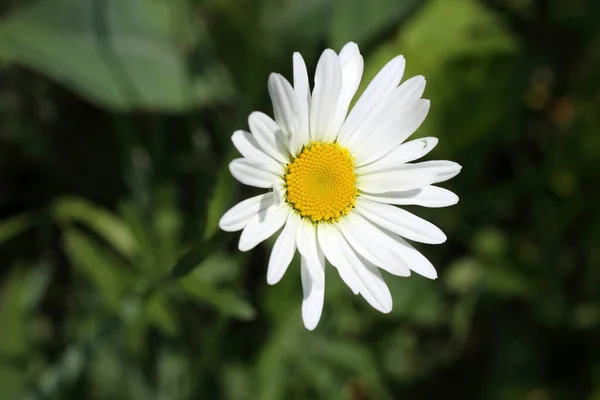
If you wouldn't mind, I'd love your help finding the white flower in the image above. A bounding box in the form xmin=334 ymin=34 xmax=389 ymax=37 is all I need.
xmin=219 ymin=42 xmax=461 ymax=330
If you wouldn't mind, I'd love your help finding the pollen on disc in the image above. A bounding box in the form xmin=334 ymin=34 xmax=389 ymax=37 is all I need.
xmin=284 ymin=142 xmax=358 ymax=222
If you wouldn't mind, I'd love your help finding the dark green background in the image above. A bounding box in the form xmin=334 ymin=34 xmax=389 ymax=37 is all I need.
xmin=1 ymin=0 xmax=599 ymax=398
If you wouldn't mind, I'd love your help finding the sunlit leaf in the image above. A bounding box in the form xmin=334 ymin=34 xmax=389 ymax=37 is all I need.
xmin=378 ymin=0 xmax=517 ymax=77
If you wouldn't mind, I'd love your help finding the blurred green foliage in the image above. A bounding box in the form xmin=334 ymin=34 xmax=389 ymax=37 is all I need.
xmin=1 ymin=0 xmax=600 ymax=399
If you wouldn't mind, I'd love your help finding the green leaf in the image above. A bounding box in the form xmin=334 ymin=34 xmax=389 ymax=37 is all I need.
xmin=387 ymin=276 xmax=445 ymax=325
xmin=170 ymin=243 xmax=215 ymax=280
xmin=256 ymin=314 xmax=301 ymax=400
xmin=179 ymin=256 xmax=255 ymax=320
xmin=33 ymin=345 xmax=86 ymax=397
xmin=0 ymin=262 xmax=53 ymax=360
xmin=22 ymin=260 xmax=53 ymax=310
xmin=445 ymin=258 xmax=484 ymax=294
xmin=380 ymin=329 xmax=420 ymax=381
xmin=329 ymin=0 xmax=418 ymax=49
xmin=180 ymin=279 xmax=255 ymax=321
xmin=485 ymin=266 xmax=530 ymax=297
xmin=51 ymin=197 xmax=138 ymax=260
xmin=119 ymin=201 xmax=155 ymax=266
xmin=572 ymin=302 xmax=600 ymax=329
xmin=0 ymin=268 xmax=29 ymax=357
xmin=145 ymin=293 xmax=178 ymax=336
xmin=0 ymin=213 xmax=34 ymax=246
xmin=221 ymin=363 xmax=255 ymax=400
xmin=473 ymin=228 xmax=508 ymax=257
xmin=399 ymin=0 xmax=517 ymax=74
xmin=151 ymin=187 xmax=185 ymax=274
xmin=154 ymin=188 xmax=184 ymax=256
xmin=266 ymin=0 xmax=332 ymax=43
xmin=0 ymin=365 xmax=25 ymax=400
xmin=314 ymin=339 xmax=390 ymax=399
xmin=0 ymin=0 xmax=229 ymax=111
xmin=62 ymin=227 xmax=133 ymax=311
xmin=361 ymin=0 xmax=518 ymax=96
xmin=156 ymin=348 xmax=192 ymax=399
xmin=204 ymin=165 xmax=235 ymax=240
xmin=190 ymin=253 xmax=243 ymax=284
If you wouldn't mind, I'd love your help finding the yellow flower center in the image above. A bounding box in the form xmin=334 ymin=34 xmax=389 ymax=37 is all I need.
xmin=285 ymin=142 xmax=358 ymax=222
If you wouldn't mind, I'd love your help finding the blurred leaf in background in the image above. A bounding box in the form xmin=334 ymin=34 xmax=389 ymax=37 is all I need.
xmin=0 ymin=0 xmax=232 ymax=110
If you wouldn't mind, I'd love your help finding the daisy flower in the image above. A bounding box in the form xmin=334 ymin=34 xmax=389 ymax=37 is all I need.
xmin=219 ymin=42 xmax=461 ymax=330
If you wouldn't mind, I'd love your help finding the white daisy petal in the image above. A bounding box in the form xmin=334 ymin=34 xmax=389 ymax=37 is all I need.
xmin=292 ymin=52 xmax=311 ymax=153
xmin=267 ymin=212 xmax=301 ymax=285
xmin=395 ymin=240 xmax=438 ymax=279
xmin=356 ymin=197 xmax=447 ymax=244
xmin=229 ymin=158 xmax=279 ymax=188
xmin=330 ymin=42 xmax=364 ymax=137
xmin=301 ymin=254 xmax=325 ymax=331
xmin=381 ymin=229 xmax=438 ymax=279
xmin=361 ymin=186 xmax=459 ymax=208
xmin=267 ymin=73 xmax=301 ymax=148
xmin=334 ymin=227 xmax=393 ymax=313
xmin=340 ymin=211 xmax=437 ymax=278
xmin=333 ymin=212 xmax=438 ymax=280
xmin=346 ymin=75 xmax=426 ymax=151
xmin=355 ymin=137 xmax=438 ymax=175
xmin=393 ymin=74 xmax=426 ymax=103
xmin=296 ymin=219 xmax=325 ymax=289
xmin=339 ymin=212 xmax=411 ymax=277
xmin=366 ymin=160 xmax=462 ymax=183
xmin=231 ymin=130 xmax=283 ymax=174
xmin=317 ymin=222 xmax=360 ymax=294
xmin=310 ymin=49 xmax=342 ymax=142
xmin=219 ymin=193 xmax=275 ymax=232
xmin=337 ymin=55 xmax=406 ymax=145
xmin=248 ymin=112 xmax=290 ymax=164
xmin=353 ymin=99 xmax=430 ymax=166
xmin=356 ymin=169 xmax=437 ymax=194
xmin=272 ymin=178 xmax=286 ymax=207
xmin=415 ymin=160 xmax=463 ymax=184
xmin=238 ymin=205 xmax=289 ymax=252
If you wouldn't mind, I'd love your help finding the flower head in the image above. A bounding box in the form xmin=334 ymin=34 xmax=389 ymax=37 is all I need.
xmin=219 ymin=42 xmax=461 ymax=330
